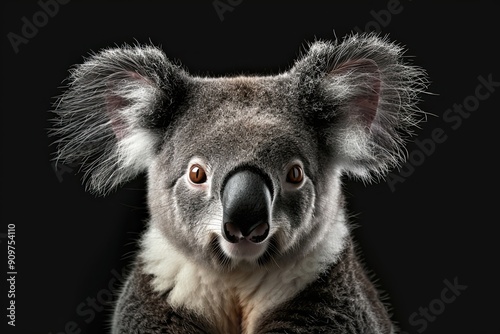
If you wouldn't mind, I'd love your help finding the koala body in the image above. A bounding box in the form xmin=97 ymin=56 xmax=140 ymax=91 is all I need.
xmin=52 ymin=34 xmax=427 ymax=333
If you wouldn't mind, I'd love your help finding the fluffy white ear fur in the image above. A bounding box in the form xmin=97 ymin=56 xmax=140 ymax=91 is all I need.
xmin=51 ymin=46 xmax=174 ymax=195
xmin=294 ymin=34 xmax=428 ymax=181
xmin=109 ymin=75 xmax=161 ymax=174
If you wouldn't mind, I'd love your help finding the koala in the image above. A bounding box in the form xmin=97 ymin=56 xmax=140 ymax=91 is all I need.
xmin=51 ymin=33 xmax=427 ymax=333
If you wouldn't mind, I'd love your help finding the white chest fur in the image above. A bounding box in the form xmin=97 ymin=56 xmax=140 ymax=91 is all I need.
xmin=140 ymin=222 xmax=347 ymax=334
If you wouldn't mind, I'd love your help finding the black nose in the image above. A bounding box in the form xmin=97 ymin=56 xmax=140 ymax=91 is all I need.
xmin=221 ymin=170 xmax=272 ymax=244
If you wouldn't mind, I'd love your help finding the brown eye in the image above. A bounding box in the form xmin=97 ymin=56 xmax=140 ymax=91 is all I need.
xmin=286 ymin=165 xmax=304 ymax=184
xmin=189 ymin=164 xmax=207 ymax=184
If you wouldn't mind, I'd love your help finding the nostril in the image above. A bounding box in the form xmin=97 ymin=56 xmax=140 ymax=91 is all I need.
xmin=223 ymin=222 xmax=243 ymax=243
xmin=247 ymin=222 xmax=269 ymax=244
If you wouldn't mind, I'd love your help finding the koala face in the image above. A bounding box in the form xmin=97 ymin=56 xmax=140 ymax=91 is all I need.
xmin=52 ymin=34 xmax=427 ymax=273
xmin=147 ymin=75 xmax=326 ymax=270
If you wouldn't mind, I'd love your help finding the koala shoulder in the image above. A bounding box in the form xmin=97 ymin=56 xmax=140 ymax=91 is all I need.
xmin=257 ymin=237 xmax=394 ymax=333
xmin=112 ymin=261 xmax=213 ymax=333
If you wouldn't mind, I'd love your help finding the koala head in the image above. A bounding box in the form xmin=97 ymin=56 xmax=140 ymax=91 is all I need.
xmin=52 ymin=34 xmax=427 ymax=271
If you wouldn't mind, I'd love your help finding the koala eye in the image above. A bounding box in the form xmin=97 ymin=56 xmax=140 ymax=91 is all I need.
xmin=286 ymin=165 xmax=304 ymax=184
xmin=189 ymin=164 xmax=207 ymax=184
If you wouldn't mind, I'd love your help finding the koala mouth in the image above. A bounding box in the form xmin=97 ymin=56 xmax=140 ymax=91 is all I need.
xmin=221 ymin=220 xmax=270 ymax=261
xmin=209 ymin=232 xmax=279 ymax=268
xmin=219 ymin=236 xmax=269 ymax=261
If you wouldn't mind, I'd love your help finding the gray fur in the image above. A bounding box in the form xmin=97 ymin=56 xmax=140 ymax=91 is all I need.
xmin=51 ymin=33 xmax=427 ymax=333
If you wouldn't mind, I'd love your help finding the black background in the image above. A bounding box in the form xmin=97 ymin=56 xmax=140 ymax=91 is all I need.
xmin=2 ymin=1 xmax=499 ymax=333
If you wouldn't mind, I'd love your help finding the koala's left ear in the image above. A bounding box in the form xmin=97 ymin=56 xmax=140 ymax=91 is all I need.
xmin=50 ymin=45 xmax=188 ymax=194
xmin=293 ymin=34 xmax=428 ymax=181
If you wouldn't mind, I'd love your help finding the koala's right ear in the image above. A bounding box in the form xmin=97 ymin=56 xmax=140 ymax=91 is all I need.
xmin=292 ymin=34 xmax=428 ymax=182
xmin=50 ymin=45 xmax=187 ymax=195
